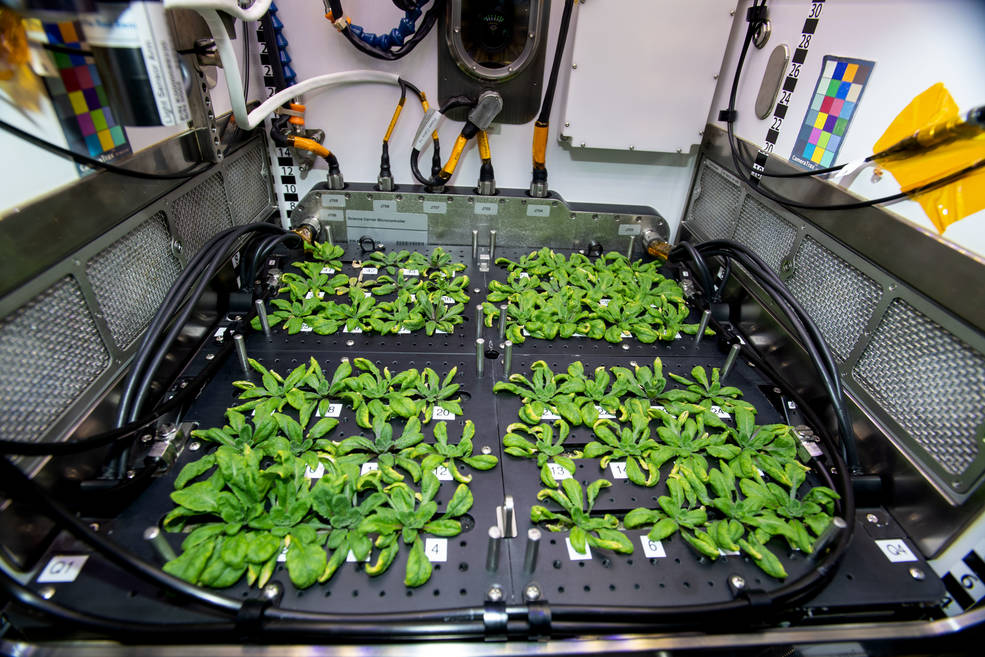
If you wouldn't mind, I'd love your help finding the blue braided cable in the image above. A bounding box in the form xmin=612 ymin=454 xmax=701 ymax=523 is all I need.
xmin=269 ymin=2 xmax=296 ymax=86
xmin=350 ymin=1 xmax=428 ymax=52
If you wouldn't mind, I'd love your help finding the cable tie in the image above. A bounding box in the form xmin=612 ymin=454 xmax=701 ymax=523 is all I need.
xmin=746 ymin=5 xmax=768 ymax=23
xmin=273 ymin=107 xmax=304 ymax=118
xmin=718 ymin=109 xmax=737 ymax=123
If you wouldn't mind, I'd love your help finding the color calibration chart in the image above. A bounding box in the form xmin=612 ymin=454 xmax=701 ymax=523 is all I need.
xmin=42 ymin=21 xmax=131 ymax=164
xmin=790 ymin=56 xmax=874 ymax=170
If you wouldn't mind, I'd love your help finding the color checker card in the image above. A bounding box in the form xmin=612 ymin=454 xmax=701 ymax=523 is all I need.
xmin=790 ymin=56 xmax=874 ymax=171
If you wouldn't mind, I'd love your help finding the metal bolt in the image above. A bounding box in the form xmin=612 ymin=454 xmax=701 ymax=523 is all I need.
xmin=910 ymin=567 xmax=926 ymax=581
xmin=629 ymin=145 xmax=635 ymax=151
xmin=626 ymin=234 xmax=636 ymax=260
xmin=262 ymin=582 xmax=282 ymax=600
xmin=866 ymin=513 xmax=879 ymax=524
xmin=189 ymin=441 xmax=201 ymax=451
xmin=141 ymin=434 xmax=153 ymax=444
xmin=721 ymin=343 xmax=742 ymax=380
xmin=89 ymin=522 xmax=100 ymax=532
xmin=621 ymin=343 xmax=630 ymax=351
xmin=255 ymin=300 xmax=271 ymax=341
xmin=486 ymin=585 xmax=504 ymax=602
xmin=471 ymin=229 xmax=479 ymax=260
xmin=233 ymin=333 xmax=250 ymax=376
xmin=476 ymin=338 xmax=485 ymax=378
xmin=564 ymin=121 xmax=570 ymax=127
xmin=571 ymin=64 xmax=577 ymax=69
xmin=524 ymin=583 xmax=542 ymax=601
xmin=498 ymin=304 xmax=508 ymax=341
xmin=729 ymin=574 xmax=746 ymax=590
xmin=326 ymin=225 xmax=334 ymax=246
xmin=126 ymin=469 xmax=136 ymax=479
xmin=523 ymin=528 xmax=541 ymax=574
xmin=503 ymin=341 xmax=513 ymax=378
xmin=346 ymin=339 xmax=355 ymax=347
xmin=39 ymin=586 xmax=56 ymax=600
xmin=695 ymin=309 xmax=711 ymax=346
xmin=489 ymin=230 xmax=497 ymax=260
xmin=486 ymin=526 xmax=502 ymax=572
xmin=144 ymin=526 xmax=177 ymax=562
xmin=205 ymin=353 xmax=215 ymax=360
xmin=481 ymin=445 xmax=492 ymax=455
xmin=475 ymin=305 xmax=484 ymax=339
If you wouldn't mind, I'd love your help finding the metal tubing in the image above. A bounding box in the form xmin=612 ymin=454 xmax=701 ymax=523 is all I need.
xmin=254 ymin=299 xmax=271 ymax=341
xmin=810 ymin=516 xmax=848 ymax=561
xmin=489 ymin=229 xmax=497 ymax=260
xmin=232 ymin=333 xmax=250 ymax=376
xmin=475 ymin=304 xmax=484 ymax=339
xmin=498 ymin=304 xmax=508 ymax=341
xmin=721 ymin=342 xmax=742 ymax=381
xmin=694 ymin=309 xmax=711 ymax=347
xmin=143 ymin=526 xmax=177 ymax=562
xmin=523 ymin=528 xmax=541 ymax=574
xmin=626 ymin=234 xmax=636 ymax=260
xmin=476 ymin=338 xmax=485 ymax=378
xmin=471 ymin=229 xmax=479 ymax=260
xmin=485 ymin=526 xmax=502 ymax=572
xmin=502 ymin=495 xmax=515 ymax=538
xmin=326 ymin=224 xmax=334 ymax=246
xmin=503 ymin=340 xmax=513 ymax=378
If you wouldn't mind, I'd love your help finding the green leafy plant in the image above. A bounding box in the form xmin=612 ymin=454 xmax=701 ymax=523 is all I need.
xmin=409 ymin=420 xmax=498 ymax=483
xmin=416 ymin=294 xmax=465 ymax=335
xmin=583 ymin=416 xmax=661 ymax=486
xmin=502 ymin=420 xmax=576 ymax=487
xmin=321 ymin=288 xmax=377 ymax=332
xmin=530 ymin=479 xmax=633 ymax=555
xmin=359 ymin=473 xmax=473 ymax=586
xmin=366 ymin=248 xmax=411 ymax=274
xmin=425 ymin=272 xmax=470 ymax=304
xmin=369 ymin=291 xmax=426 ymax=334
xmin=257 ymin=296 xmax=322 ymax=334
xmin=554 ymin=362 xmax=620 ymax=426
xmin=492 ymin=360 xmax=562 ymax=425
xmin=623 ymin=476 xmax=708 ymax=546
xmin=228 ymin=358 xmax=306 ymax=417
xmin=300 ymin=357 xmax=352 ymax=422
xmin=304 ymin=241 xmax=344 ymax=269
xmin=339 ymin=358 xmax=418 ymax=427
xmin=371 ymin=270 xmax=424 ymax=297
xmin=334 ymin=414 xmax=425 ymax=483
xmin=666 ymin=366 xmax=754 ymax=412
xmin=408 ymin=246 xmax=466 ymax=277
xmin=411 ymin=367 xmax=463 ymax=423
xmin=486 ymin=270 xmax=540 ymax=303
xmin=610 ymin=358 xmax=668 ymax=400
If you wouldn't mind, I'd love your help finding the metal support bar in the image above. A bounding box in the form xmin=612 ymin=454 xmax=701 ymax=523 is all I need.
xmin=503 ymin=340 xmax=513 ymax=378
xmin=476 ymin=338 xmax=485 ymax=378
xmin=489 ymin=230 xmax=497 ymax=260
xmin=721 ymin=342 xmax=742 ymax=381
xmin=694 ymin=309 xmax=711 ymax=347
xmin=233 ymin=333 xmax=250 ymax=376
xmin=255 ymin=299 xmax=271 ymax=341
xmin=485 ymin=526 xmax=502 ymax=572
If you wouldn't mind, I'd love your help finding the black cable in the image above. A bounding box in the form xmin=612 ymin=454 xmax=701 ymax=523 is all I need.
xmin=0 ymin=120 xmax=211 ymax=181
xmin=242 ymin=19 xmax=251 ymax=101
xmin=41 ymin=42 xmax=93 ymax=57
xmin=536 ymin=0 xmax=575 ymax=125
xmin=259 ymin=10 xmax=289 ymax=92
xmin=679 ymin=241 xmax=714 ymax=302
xmin=328 ymin=0 xmax=445 ymax=62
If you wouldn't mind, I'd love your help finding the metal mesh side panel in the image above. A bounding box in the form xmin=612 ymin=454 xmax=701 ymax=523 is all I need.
xmin=85 ymin=213 xmax=182 ymax=349
xmin=0 ymin=277 xmax=109 ymax=442
xmin=785 ymin=237 xmax=882 ymax=360
xmin=686 ymin=160 xmax=741 ymax=240
xmin=171 ymin=172 xmax=232 ymax=255
xmin=854 ymin=299 xmax=985 ymax=477
xmin=735 ymin=195 xmax=797 ymax=272
xmin=227 ymin=142 xmax=271 ymax=225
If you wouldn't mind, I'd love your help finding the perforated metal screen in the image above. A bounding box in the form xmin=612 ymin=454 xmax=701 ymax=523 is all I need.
xmin=227 ymin=141 xmax=271 ymax=225
xmin=86 ymin=213 xmax=182 ymax=349
xmin=735 ymin=195 xmax=797 ymax=273
xmin=786 ymin=236 xmax=883 ymax=361
xmin=171 ymin=171 xmax=232 ymax=255
xmin=0 ymin=277 xmax=109 ymax=443
xmin=854 ymin=300 xmax=985 ymax=478
xmin=687 ymin=160 xmax=740 ymax=240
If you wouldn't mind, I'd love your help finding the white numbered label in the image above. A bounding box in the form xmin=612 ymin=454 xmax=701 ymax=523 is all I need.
xmin=397 ymin=327 xmax=412 ymax=335
xmin=360 ymin=267 xmax=378 ymax=275
xmin=540 ymin=408 xmax=562 ymax=421
xmin=346 ymin=550 xmax=370 ymax=563
xmin=595 ymin=406 xmax=616 ymax=419
xmin=277 ymin=545 xmax=288 ymax=562
xmin=344 ymin=326 xmax=363 ymax=334
xmin=425 ymin=537 xmax=448 ymax=562
xmin=373 ymin=200 xmax=397 ymax=212
xmin=423 ymin=201 xmax=447 ymax=214
xmin=433 ymin=465 xmax=454 ymax=481
xmin=400 ymin=269 xmax=420 ymax=277
xmin=787 ymin=400 xmax=797 ymax=409
xmin=441 ymin=296 xmax=455 ymax=304
xmin=300 ymin=323 xmax=313 ymax=333
xmin=875 ymin=539 xmax=918 ymax=563
xmin=318 ymin=402 xmax=342 ymax=418
xmin=213 ymin=326 xmax=227 ymax=341
xmin=305 ymin=463 xmax=325 ymax=479
xmin=320 ymin=267 xmax=335 ymax=274
xmin=709 ymin=405 xmax=731 ymax=419
xmin=565 ymin=537 xmax=592 ymax=560
xmin=796 ymin=431 xmax=823 ymax=457
xmin=37 ymin=555 xmax=89 ymax=583
xmin=609 ymin=462 xmax=628 ymax=479
xmin=599 ymin=298 xmax=610 ymax=307
xmin=639 ymin=536 xmax=666 ymax=558
xmin=360 ymin=462 xmax=379 ymax=475
xmin=718 ymin=548 xmax=741 ymax=556
xmin=432 ymin=406 xmax=457 ymax=421
xmin=517 ymin=272 xmax=530 ymax=279
xmin=526 ymin=204 xmax=550 ymax=217
xmin=548 ymin=462 xmax=572 ymax=481
xmin=303 ymin=291 xmax=324 ymax=300
xmin=474 ymin=201 xmax=498 ymax=215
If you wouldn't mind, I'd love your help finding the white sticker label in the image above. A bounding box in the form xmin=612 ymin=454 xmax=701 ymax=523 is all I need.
xmin=320 ymin=267 xmax=336 ymax=274
xmin=474 ymin=202 xmax=498 ymax=215
xmin=517 ymin=272 xmax=530 ymax=278
xmin=304 ymin=291 xmax=325 ymax=300
xmin=435 ymin=329 xmax=449 ymax=335
xmin=710 ymin=405 xmax=731 ymax=419
xmin=433 ymin=465 xmax=454 ymax=481
xmin=423 ymin=201 xmax=447 ymax=214
xmin=609 ymin=462 xmax=628 ymax=479
xmin=346 ymin=550 xmax=370 ymax=563
xmin=548 ymin=462 xmax=572 ymax=481
xmin=595 ymin=405 xmax=616 ymax=419
xmin=639 ymin=536 xmax=666 ymax=558
xmin=398 ymin=327 xmax=412 ymax=335
xmin=441 ymin=296 xmax=456 ymax=304
xmin=323 ymin=209 xmax=344 ymax=221
xmin=214 ymin=326 xmax=227 ymax=340
xmin=321 ymin=194 xmax=345 ymax=208
xmin=317 ymin=403 xmax=342 ymax=418
xmin=373 ymin=200 xmax=397 ymax=212
xmin=787 ymin=400 xmax=797 ymax=409
xmin=344 ymin=326 xmax=363 ymax=334
xmin=565 ymin=537 xmax=592 ymax=560
xmin=432 ymin=406 xmax=457 ymax=421
xmin=400 ymin=269 xmax=420 ymax=277
xmin=875 ymin=539 xmax=918 ymax=563
xmin=425 ymin=537 xmax=448 ymax=562
xmin=526 ymin=204 xmax=550 ymax=217
xmin=540 ymin=409 xmax=562 ymax=421
xmin=797 ymin=432 xmax=823 ymax=457
xmin=650 ymin=405 xmax=666 ymax=412
xmin=277 ymin=545 xmax=288 ymax=562
xmin=599 ymin=298 xmax=610 ymax=307
xmin=414 ymin=110 xmax=442 ymax=149
xmin=718 ymin=548 xmax=741 ymax=556
xmin=360 ymin=462 xmax=379 ymax=475
xmin=37 ymin=555 xmax=89 ymax=583
xmin=305 ymin=463 xmax=325 ymax=479
xmin=360 ymin=267 xmax=378 ymax=275
xmin=618 ymin=224 xmax=642 ymax=236
xmin=300 ymin=323 xmax=313 ymax=333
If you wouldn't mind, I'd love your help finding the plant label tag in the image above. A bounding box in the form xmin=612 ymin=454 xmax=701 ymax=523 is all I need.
xmin=277 ymin=545 xmax=288 ymax=562
xmin=316 ymin=403 xmax=342 ymax=418
xmin=300 ymin=323 xmax=313 ymax=333
xmin=796 ymin=431 xmax=823 ymax=457
xmin=320 ymin=267 xmax=335 ymax=274
xmin=400 ymin=269 xmax=420 ymax=276
xmin=710 ymin=405 xmax=731 ymax=419
xmin=345 ymin=550 xmax=370 ymax=563
xmin=622 ymin=331 xmax=633 ymax=338
xmin=595 ymin=406 xmax=616 ymax=419
xmin=305 ymin=463 xmax=325 ymax=479
xmin=360 ymin=267 xmax=378 ymax=275
xmin=618 ymin=224 xmax=642 ymax=236
xmin=522 ymin=328 xmax=531 ymax=336
xmin=572 ymin=333 xmax=585 ymax=338
xmin=718 ymin=548 xmax=741 ymax=556
xmin=548 ymin=462 xmax=572 ymax=481
xmin=650 ymin=405 xmax=666 ymax=411
xmin=433 ymin=465 xmax=454 ymax=481
xmin=565 ymin=537 xmax=592 ymax=560
xmin=875 ymin=539 xmax=918 ymax=563
xmin=214 ymin=326 xmax=227 ymax=341
xmin=599 ymin=298 xmax=610 ymax=307
xmin=398 ymin=327 xmax=412 ymax=334
xmin=675 ymin=332 xmax=682 ymax=339
xmin=360 ymin=462 xmax=379 ymax=475
xmin=609 ymin=462 xmax=628 ymax=479
xmin=517 ymin=272 xmax=530 ymax=278
xmin=364 ymin=292 xmax=372 ymax=298
xmin=441 ymin=296 xmax=455 ymax=304
xmin=639 ymin=537 xmax=666 ymax=558
xmin=435 ymin=329 xmax=449 ymax=334
xmin=344 ymin=326 xmax=363 ymax=334
xmin=432 ymin=406 xmax=457 ymax=421
xmin=37 ymin=555 xmax=88 ymax=583
xmin=425 ymin=538 xmax=448 ymax=562
xmin=787 ymin=400 xmax=797 ymax=409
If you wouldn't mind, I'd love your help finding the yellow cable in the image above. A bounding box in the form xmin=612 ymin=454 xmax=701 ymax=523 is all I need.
xmin=477 ymin=130 xmax=491 ymax=161
xmin=532 ymin=121 xmax=548 ymax=167
xmin=289 ymin=136 xmax=331 ymax=158
xmin=441 ymin=134 xmax=468 ymax=177
xmin=383 ymin=99 xmax=404 ymax=142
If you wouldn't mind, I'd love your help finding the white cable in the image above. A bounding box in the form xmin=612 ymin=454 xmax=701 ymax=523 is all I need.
xmin=164 ymin=0 xmax=273 ymax=23
xmin=169 ymin=3 xmax=401 ymax=130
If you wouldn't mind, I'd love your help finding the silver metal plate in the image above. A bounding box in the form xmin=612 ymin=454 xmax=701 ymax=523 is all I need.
xmin=756 ymin=44 xmax=790 ymax=119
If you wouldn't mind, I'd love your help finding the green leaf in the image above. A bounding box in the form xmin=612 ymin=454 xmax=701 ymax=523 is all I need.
xmin=423 ymin=519 xmax=461 ymax=536
xmin=174 ymin=455 xmax=216 ymax=490
xmin=740 ymin=537 xmax=788 ymax=579
xmin=569 ymin=526 xmax=589 ymax=554
xmin=170 ymin=480 xmax=220 ymax=513
xmin=308 ymin=416 xmax=339 ymax=439
xmin=589 ymin=528 xmax=634 ymax=554
xmin=623 ymin=508 xmax=661 ymax=529
xmin=162 ymin=541 xmax=214 ymax=584
xmin=443 ymin=484 xmax=473 ymax=518
xmin=286 ymin=538 xmax=326 ymax=589
xmin=462 ymin=454 xmax=498 ymax=470
xmin=648 ymin=518 xmax=679 ymax=541
xmin=585 ymin=479 xmax=610 ymax=511
xmin=404 ymin=537 xmax=432 ymax=587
